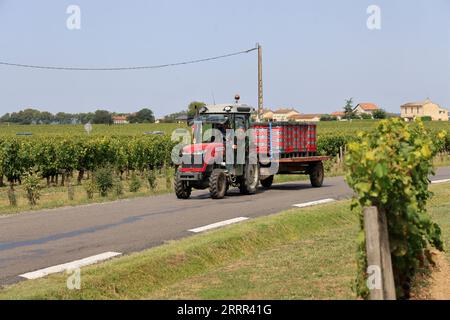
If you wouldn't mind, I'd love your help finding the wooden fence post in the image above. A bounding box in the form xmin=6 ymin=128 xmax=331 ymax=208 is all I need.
xmin=363 ymin=206 xmax=396 ymax=300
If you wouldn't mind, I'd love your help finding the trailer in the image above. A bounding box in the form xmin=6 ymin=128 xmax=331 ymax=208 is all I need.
xmin=251 ymin=121 xmax=329 ymax=189
xmin=175 ymin=102 xmax=330 ymax=199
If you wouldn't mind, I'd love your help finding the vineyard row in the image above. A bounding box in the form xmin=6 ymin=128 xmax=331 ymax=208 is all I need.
xmin=0 ymin=131 xmax=448 ymax=185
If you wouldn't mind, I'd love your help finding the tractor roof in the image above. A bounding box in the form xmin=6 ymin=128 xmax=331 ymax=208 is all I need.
xmin=200 ymin=103 xmax=256 ymax=114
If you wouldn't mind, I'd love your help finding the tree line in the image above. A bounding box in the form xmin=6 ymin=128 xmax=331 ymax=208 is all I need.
xmin=159 ymin=101 xmax=205 ymax=123
xmin=0 ymin=108 xmax=155 ymax=125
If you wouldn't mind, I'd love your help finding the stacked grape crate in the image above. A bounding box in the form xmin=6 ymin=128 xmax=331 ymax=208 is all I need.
xmin=252 ymin=122 xmax=317 ymax=157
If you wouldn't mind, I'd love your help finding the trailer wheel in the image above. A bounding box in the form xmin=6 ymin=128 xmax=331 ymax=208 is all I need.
xmin=175 ymin=175 xmax=192 ymax=199
xmin=239 ymin=164 xmax=260 ymax=195
xmin=210 ymin=169 xmax=227 ymax=199
xmin=260 ymin=175 xmax=274 ymax=189
xmin=310 ymin=162 xmax=324 ymax=188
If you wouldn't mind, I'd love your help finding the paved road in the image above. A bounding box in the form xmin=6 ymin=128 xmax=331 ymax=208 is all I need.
xmin=1 ymin=166 xmax=450 ymax=286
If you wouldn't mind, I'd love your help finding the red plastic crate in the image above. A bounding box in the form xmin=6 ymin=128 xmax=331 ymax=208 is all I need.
xmin=251 ymin=122 xmax=316 ymax=155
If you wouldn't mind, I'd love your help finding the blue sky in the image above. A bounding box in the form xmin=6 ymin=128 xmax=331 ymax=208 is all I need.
xmin=0 ymin=0 xmax=449 ymax=117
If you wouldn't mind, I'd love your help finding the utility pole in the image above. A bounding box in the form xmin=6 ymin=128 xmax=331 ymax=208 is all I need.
xmin=257 ymin=43 xmax=263 ymax=121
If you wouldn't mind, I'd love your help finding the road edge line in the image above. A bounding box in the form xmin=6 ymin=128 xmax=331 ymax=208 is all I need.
xmin=293 ymin=198 xmax=336 ymax=208
xmin=189 ymin=217 xmax=249 ymax=233
xmin=19 ymin=252 xmax=122 ymax=280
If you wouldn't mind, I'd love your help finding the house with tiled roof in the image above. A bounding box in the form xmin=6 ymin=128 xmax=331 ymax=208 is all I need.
xmin=401 ymin=99 xmax=448 ymax=121
xmin=331 ymin=111 xmax=346 ymax=120
xmin=262 ymin=108 xmax=274 ymax=121
xmin=272 ymin=108 xmax=300 ymax=122
xmin=353 ymin=103 xmax=379 ymax=117
xmin=288 ymin=114 xmax=322 ymax=122
xmin=112 ymin=115 xmax=129 ymax=125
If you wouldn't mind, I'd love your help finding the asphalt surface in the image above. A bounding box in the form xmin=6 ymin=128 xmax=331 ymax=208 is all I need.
xmin=1 ymin=166 xmax=450 ymax=286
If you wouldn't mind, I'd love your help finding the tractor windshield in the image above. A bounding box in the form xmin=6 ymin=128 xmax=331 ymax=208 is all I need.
xmin=190 ymin=114 xmax=231 ymax=143
xmin=189 ymin=114 xmax=228 ymax=125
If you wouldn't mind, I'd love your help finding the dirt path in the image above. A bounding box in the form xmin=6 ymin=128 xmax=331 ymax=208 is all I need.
xmin=429 ymin=252 xmax=450 ymax=300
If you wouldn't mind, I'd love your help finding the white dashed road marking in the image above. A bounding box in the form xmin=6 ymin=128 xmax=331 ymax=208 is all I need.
xmin=189 ymin=217 xmax=249 ymax=233
xmin=431 ymin=179 xmax=450 ymax=184
xmin=293 ymin=198 xmax=336 ymax=208
xmin=19 ymin=252 xmax=122 ymax=280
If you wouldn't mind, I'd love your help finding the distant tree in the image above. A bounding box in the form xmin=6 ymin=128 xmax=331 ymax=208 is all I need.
xmin=78 ymin=112 xmax=95 ymax=124
xmin=161 ymin=111 xmax=188 ymax=123
xmin=0 ymin=113 xmax=10 ymax=123
xmin=39 ymin=111 xmax=54 ymax=124
xmin=128 ymin=108 xmax=155 ymax=124
xmin=8 ymin=108 xmax=42 ymax=124
xmin=343 ymin=98 xmax=355 ymax=120
xmin=320 ymin=115 xmax=337 ymax=121
xmin=187 ymin=101 xmax=206 ymax=117
xmin=360 ymin=113 xmax=373 ymax=120
xmin=373 ymin=109 xmax=387 ymax=119
xmin=92 ymin=110 xmax=113 ymax=125
xmin=386 ymin=113 xmax=401 ymax=119
xmin=55 ymin=112 xmax=74 ymax=124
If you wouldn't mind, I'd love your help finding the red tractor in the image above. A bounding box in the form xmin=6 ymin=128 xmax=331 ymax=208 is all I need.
xmin=175 ymin=102 xmax=329 ymax=199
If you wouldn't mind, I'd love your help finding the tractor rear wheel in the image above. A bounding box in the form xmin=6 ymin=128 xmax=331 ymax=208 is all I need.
xmin=210 ymin=169 xmax=227 ymax=199
xmin=310 ymin=162 xmax=324 ymax=188
xmin=260 ymin=175 xmax=274 ymax=189
xmin=175 ymin=174 xmax=192 ymax=199
xmin=239 ymin=164 xmax=260 ymax=195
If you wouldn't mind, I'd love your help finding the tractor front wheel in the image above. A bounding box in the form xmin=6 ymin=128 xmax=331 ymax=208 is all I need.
xmin=175 ymin=174 xmax=192 ymax=199
xmin=210 ymin=169 xmax=227 ymax=199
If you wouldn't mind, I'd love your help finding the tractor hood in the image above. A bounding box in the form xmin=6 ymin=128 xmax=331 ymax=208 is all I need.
xmin=182 ymin=143 xmax=224 ymax=154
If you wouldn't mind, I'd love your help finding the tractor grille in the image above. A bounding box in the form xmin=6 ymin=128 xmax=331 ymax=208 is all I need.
xmin=182 ymin=154 xmax=204 ymax=169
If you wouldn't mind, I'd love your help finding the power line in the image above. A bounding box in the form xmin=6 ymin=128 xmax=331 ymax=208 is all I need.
xmin=0 ymin=47 xmax=258 ymax=71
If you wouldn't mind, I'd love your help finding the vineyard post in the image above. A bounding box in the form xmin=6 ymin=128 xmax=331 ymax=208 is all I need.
xmin=363 ymin=206 xmax=396 ymax=300
xmin=8 ymin=181 xmax=17 ymax=206
xmin=67 ymin=173 xmax=74 ymax=201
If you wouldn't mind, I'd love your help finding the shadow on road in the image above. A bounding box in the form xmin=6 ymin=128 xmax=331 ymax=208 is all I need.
xmin=187 ymin=183 xmax=335 ymax=200
xmin=269 ymin=183 xmax=334 ymax=191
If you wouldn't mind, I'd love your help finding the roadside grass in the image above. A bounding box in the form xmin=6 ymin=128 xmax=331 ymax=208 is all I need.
xmin=0 ymin=175 xmax=173 ymax=215
xmin=0 ymin=183 xmax=448 ymax=300
xmin=410 ymin=183 xmax=450 ymax=299
xmin=425 ymin=182 xmax=450 ymax=265
xmin=433 ymin=152 xmax=450 ymax=167
xmin=147 ymin=228 xmax=356 ymax=299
